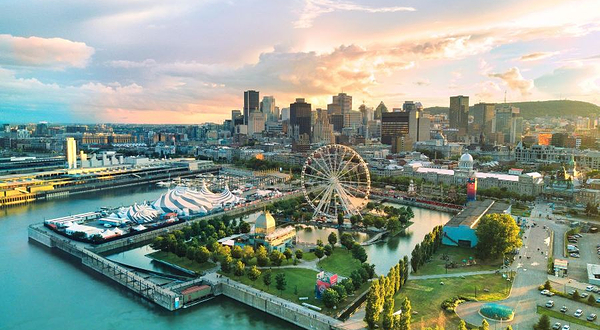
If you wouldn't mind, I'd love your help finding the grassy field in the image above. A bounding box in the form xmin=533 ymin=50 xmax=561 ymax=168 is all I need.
xmin=511 ymin=206 xmax=531 ymax=217
xmin=302 ymin=251 xmax=317 ymax=261
xmin=147 ymin=251 xmax=216 ymax=274
xmin=394 ymin=273 xmax=513 ymax=329
xmin=537 ymin=306 xmax=600 ymax=330
xmin=317 ymin=248 xmax=362 ymax=277
xmin=222 ymin=267 xmax=370 ymax=316
xmin=415 ymin=245 xmax=502 ymax=276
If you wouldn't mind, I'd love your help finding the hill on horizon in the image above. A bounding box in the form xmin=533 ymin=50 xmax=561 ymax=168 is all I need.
xmin=424 ymin=100 xmax=600 ymax=120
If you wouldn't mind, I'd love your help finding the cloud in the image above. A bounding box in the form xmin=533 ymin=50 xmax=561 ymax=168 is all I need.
xmin=519 ymin=51 xmax=558 ymax=61
xmin=295 ymin=0 xmax=415 ymax=29
xmin=535 ymin=62 xmax=600 ymax=97
xmin=414 ymin=79 xmax=430 ymax=86
xmin=106 ymin=59 xmax=156 ymax=68
xmin=0 ymin=34 xmax=94 ymax=69
xmin=488 ymin=67 xmax=534 ymax=96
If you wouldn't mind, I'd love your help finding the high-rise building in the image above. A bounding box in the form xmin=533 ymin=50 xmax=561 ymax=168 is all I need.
xmin=66 ymin=137 xmax=77 ymax=169
xmin=449 ymin=95 xmax=469 ymax=136
xmin=260 ymin=96 xmax=277 ymax=122
xmin=374 ymin=101 xmax=388 ymax=120
xmin=313 ymin=109 xmax=335 ymax=144
xmin=281 ymin=107 xmax=290 ymax=121
xmin=471 ymin=103 xmax=495 ymax=138
xmin=494 ymin=105 xmax=521 ymax=144
xmin=381 ymin=112 xmax=409 ymax=145
xmin=290 ymin=98 xmax=312 ymax=140
xmin=327 ymin=103 xmax=342 ymax=116
xmin=407 ymin=103 xmax=430 ymax=143
xmin=243 ymin=90 xmax=259 ymax=125
xmin=332 ymin=93 xmax=352 ymax=115
xmin=35 ymin=122 xmax=49 ymax=137
xmin=248 ymin=111 xmax=266 ymax=135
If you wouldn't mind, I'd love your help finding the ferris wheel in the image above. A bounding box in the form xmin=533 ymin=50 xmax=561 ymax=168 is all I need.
xmin=301 ymin=144 xmax=371 ymax=219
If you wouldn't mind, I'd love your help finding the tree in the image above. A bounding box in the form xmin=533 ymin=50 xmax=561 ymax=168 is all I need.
xmin=534 ymin=314 xmax=550 ymax=330
xmin=573 ymin=289 xmax=581 ymax=300
xmin=239 ymin=221 xmax=251 ymax=233
xmin=506 ymin=326 xmax=513 ymax=330
xmin=295 ymin=249 xmax=303 ymax=260
xmin=317 ymin=239 xmax=324 ymax=247
xmin=242 ymin=245 xmax=255 ymax=264
xmin=403 ymin=256 xmax=409 ymax=284
xmin=350 ymin=270 xmax=364 ymax=289
xmin=342 ymin=278 xmax=355 ymax=294
xmin=323 ymin=288 xmax=340 ymax=308
xmin=588 ymin=294 xmax=596 ymax=304
xmin=269 ymin=250 xmax=285 ymax=266
xmin=314 ymin=246 xmax=325 ymax=260
xmin=458 ymin=320 xmax=468 ymax=330
xmin=234 ymin=260 xmax=245 ymax=276
xmin=275 ymin=273 xmax=287 ymax=295
xmin=256 ymin=245 xmax=269 ymax=266
xmin=397 ymin=297 xmax=411 ymax=330
xmin=328 ymin=232 xmax=338 ymax=246
xmin=283 ymin=248 xmax=293 ymax=261
xmin=337 ymin=212 xmax=345 ymax=227
xmin=263 ymin=270 xmax=272 ymax=290
xmin=476 ymin=214 xmax=522 ymax=260
xmin=364 ymin=282 xmax=380 ymax=329
xmin=195 ymin=246 xmax=210 ymax=264
xmin=247 ymin=265 xmax=261 ymax=282
xmin=543 ymin=280 xmax=552 ymax=290
xmin=352 ymin=243 xmax=368 ymax=263
xmin=332 ymin=284 xmax=347 ymax=301
xmin=324 ymin=244 xmax=333 ymax=256
xmin=341 ymin=232 xmax=355 ymax=250
xmin=231 ymin=245 xmax=243 ymax=259
xmin=381 ymin=296 xmax=395 ymax=330
xmin=480 ymin=319 xmax=489 ymax=330
xmin=221 ymin=255 xmax=233 ymax=273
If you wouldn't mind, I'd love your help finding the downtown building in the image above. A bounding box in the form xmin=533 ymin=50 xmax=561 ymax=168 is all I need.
xmin=515 ymin=143 xmax=600 ymax=170
xmin=449 ymin=95 xmax=469 ymax=138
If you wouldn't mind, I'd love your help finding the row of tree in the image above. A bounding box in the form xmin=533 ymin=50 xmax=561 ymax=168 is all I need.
xmin=410 ymin=225 xmax=444 ymax=272
xmin=364 ymin=255 xmax=410 ymax=329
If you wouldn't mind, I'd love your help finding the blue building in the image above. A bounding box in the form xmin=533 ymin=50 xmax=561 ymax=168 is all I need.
xmin=442 ymin=199 xmax=511 ymax=248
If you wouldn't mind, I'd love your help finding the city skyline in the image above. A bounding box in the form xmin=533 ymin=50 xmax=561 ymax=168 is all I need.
xmin=1 ymin=0 xmax=600 ymax=124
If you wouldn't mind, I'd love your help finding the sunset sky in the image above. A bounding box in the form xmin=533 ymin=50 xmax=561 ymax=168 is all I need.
xmin=1 ymin=0 xmax=600 ymax=124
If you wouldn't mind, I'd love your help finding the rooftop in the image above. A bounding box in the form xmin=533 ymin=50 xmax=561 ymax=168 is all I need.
xmin=445 ymin=200 xmax=511 ymax=228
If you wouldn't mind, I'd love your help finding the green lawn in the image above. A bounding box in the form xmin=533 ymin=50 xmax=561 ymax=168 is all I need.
xmin=394 ymin=273 xmax=513 ymax=329
xmin=511 ymin=206 xmax=531 ymax=217
xmin=147 ymin=251 xmax=216 ymax=274
xmin=317 ymin=248 xmax=362 ymax=277
xmin=415 ymin=245 xmax=502 ymax=276
xmin=221 ymin=267 xmax=370 ymax=316
xmin=537 ymin=306 xmax=600 ymax=330
xmin=302 ymin=252 xmax=317 ymax=261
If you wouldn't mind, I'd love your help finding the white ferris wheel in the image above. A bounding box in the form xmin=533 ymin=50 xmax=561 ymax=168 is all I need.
xmin=301 ymin=144 xmax=371 ymax=219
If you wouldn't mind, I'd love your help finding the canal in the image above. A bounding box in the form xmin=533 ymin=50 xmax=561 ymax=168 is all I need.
xmin=0 ymin=185 xmax=451 ymax=329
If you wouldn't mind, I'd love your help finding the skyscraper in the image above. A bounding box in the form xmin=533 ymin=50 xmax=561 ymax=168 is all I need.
xmin=332 ymin=93 xmax=352 ymax=114
xmin=449 ymin=95 xmax=469 ymax=136
xmin=243 ymin=90 xmax=259 ymax=125
xmin=407 ymin=102 xmax=430 ymax=142
xmin=374 ymin=101 xmax=388 ymax=120
xmin=290 ymin=98 xmax=312 ymax=140
xmin=471 ymin=103 xmax=495 ymax=138
xmin=66 ymin=137 xmax=77 ymax=169
xmin=381 ymin=111 xmax=409 ymax=145
xmin=260 ymin=96 xmax=276 ymax=122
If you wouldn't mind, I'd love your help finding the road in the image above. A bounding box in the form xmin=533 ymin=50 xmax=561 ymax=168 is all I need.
xmin=456 ymin=222 xmax=551 ymax=329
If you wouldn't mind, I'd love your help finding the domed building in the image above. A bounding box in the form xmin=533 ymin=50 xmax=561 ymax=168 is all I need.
xmin=254 ymin=210 xmax=276 ymax=235
xmin=458 ymin=152 xmax=474 ymax=170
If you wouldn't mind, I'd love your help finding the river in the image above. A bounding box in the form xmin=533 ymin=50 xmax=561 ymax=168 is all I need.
xmin=0 ymin=185 xmax=451 ymax=330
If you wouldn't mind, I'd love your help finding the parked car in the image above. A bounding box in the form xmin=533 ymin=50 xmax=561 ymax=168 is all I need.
xmin=570 ymin=253 xmax=580 ymax=258
xmin=546 ymin=300 xmax=555 ymax=308
xmin=586 ymin=285 xmax=594 ymax=292
xmin=568 ymin=289 xmax=576 ymax=295
xmin=596 ymin=297 xmax=600 ymax=303
xmin=552 ymin=323 xmax=561 ymax=330
xmin=588 ymin=314 xmax=597 ymax=321
xmin=581 ymin=292 xmax=589 ymax=298
xmin=560 ymin=306 xmax=568 ymax=313
xmin=574 ymin=309 xmax=583 ymax=317
xmin=561 ymin=326 xmax=570 ymax=330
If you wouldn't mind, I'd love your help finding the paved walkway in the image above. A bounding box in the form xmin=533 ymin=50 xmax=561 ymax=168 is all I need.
xmin=409 ymin=269 xmax=498 ymax=280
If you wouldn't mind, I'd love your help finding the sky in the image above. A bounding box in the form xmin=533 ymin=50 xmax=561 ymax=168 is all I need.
xmin=1 ymin=0 xmax=600 ymax=124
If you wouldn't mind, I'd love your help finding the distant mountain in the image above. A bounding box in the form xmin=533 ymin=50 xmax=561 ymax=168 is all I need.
xmin=424 ymin=100 xmax=600 ymax=120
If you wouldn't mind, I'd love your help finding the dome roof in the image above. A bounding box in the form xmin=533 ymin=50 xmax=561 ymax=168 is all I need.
xmin=255 ymin=210 xmax=276 ymax=235
xmin=460 ymin=152 xmax=473 ymax=162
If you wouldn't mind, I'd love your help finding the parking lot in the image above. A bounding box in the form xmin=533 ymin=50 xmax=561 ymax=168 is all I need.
xmin=539 ymin=292 xmax=600 ymax=329
xmin=566 ymin=233 xmax=600 ymax=282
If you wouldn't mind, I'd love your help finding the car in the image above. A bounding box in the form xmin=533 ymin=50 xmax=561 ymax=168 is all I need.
xmin=580 ymin=292 xmax=589 ymax=298
xmin=574 ymin=309 xmax=583 ymax=317
xmin=588 ymin=314 xmax=598 ymax=321
xmin=561 ymin=325 xmax=570 ymax=330
xmin=560 ymin=306 xmax=568 ymax=313
xmin=596 ymin=297 xmax=600 ymax=303
xmin=546 ymin=300 xmax=555 ymax=308
xmin=541 ymin=289 xmax=551 ymax=295
xmin=586 ymin=285 xmax=594 ymax=292
xmin=552 ymin=322 xmax=561 ymax=330
xmin=568 ymin=289 xmax=576 ymax=295
xmin=570 ymin=253 xmax=580 ymax=258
